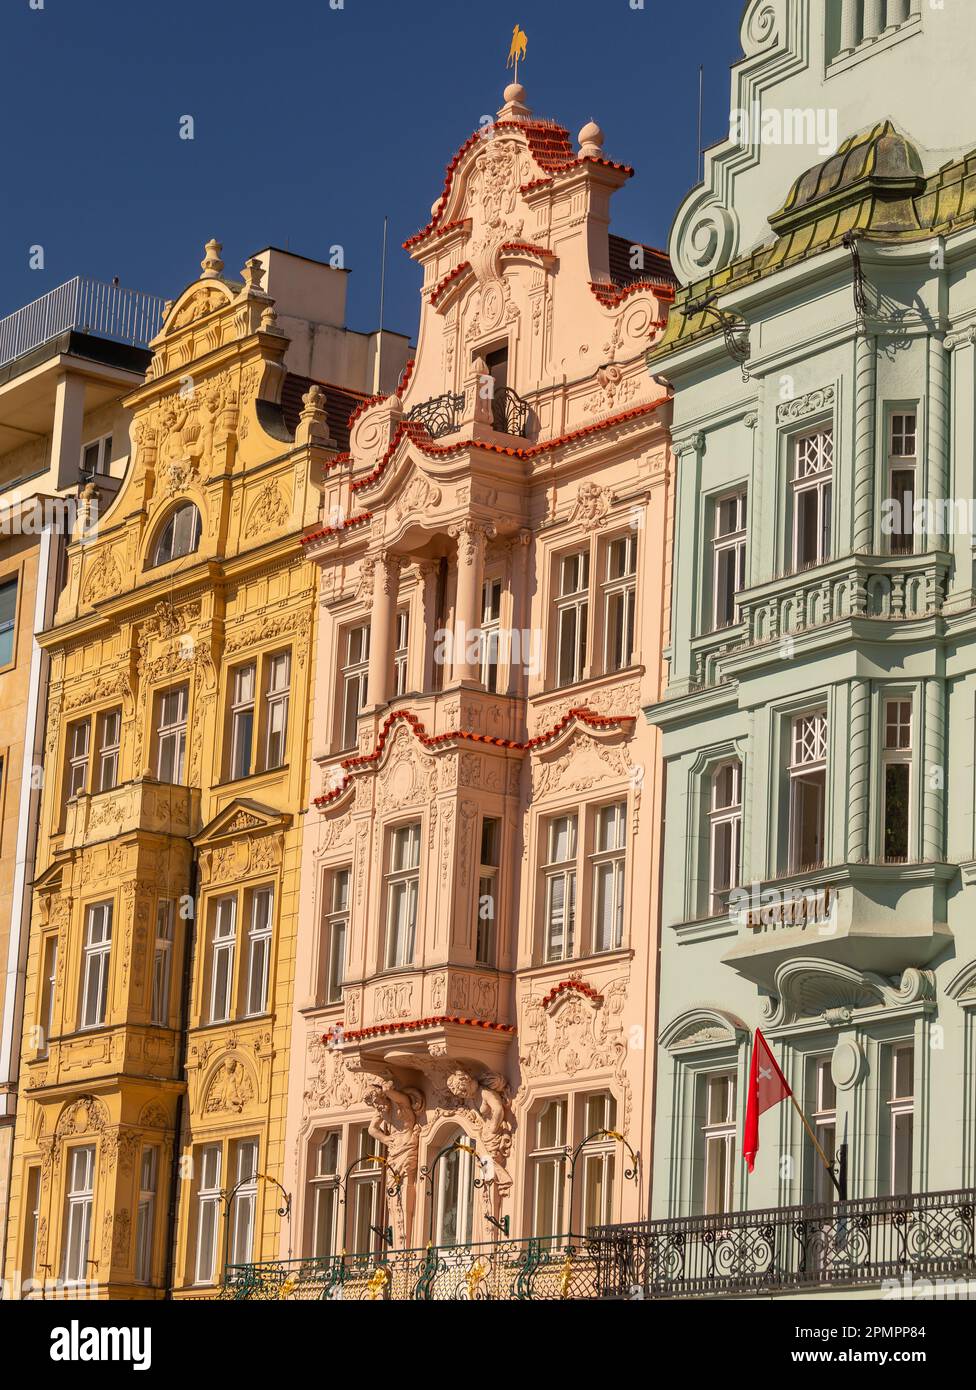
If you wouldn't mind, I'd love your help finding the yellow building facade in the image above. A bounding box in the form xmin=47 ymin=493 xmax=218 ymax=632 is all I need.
xmin=2 ymin=242 xmax=399 ymax=1298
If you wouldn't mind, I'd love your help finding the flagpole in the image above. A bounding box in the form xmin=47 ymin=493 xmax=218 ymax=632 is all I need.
xmin=787 ymin=1093 xmax=842 ymax=1198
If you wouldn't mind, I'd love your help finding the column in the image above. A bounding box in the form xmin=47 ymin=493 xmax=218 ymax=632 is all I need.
xmin=418 ymin=560 xmax=441 ymax=692
xmin=852 ymin=334 xmax=877 ymax=553
xmin=922 ymin=678 xmax=946 ymax=862
xmin=449 ymin=520 xmax=493 ymax=685
xmin=863 ymin=0 xmax=884 ymax=40
xmin=506 ymin=530 xmax=532 ymax=698
xmin=846 ymin=679 xmax=871 ymax=863
xmin=366 ymin=550 xmax=401 ymax=709
xmin=51 ymin=371 xmax=87 ymax=490
xmin=840 ymin=0 xmax=860 ymax=54
xmin=888 ymin=0 xmax=911 ymax=27
xmin=926 ymin=335 xmax=950 ymax=553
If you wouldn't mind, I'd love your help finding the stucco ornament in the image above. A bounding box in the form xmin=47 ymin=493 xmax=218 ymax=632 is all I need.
xmin=445 ymin=1068 xmax=514 ymax=1197
xmin=364 ymin=1079 xmax=425 ymax=1246
xmin=204 ymin=1058 xmax=254 ymax=1114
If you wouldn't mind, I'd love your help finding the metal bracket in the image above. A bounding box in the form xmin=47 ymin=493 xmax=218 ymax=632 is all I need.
xmin=685 ymin=295 xmax=751 ymax=380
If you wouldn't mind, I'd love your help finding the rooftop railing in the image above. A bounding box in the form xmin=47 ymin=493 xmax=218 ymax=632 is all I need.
xmin=0 ymin=276 xmax=165 ymax=372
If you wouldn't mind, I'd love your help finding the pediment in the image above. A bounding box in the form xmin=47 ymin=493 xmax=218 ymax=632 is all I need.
xmin=765 ymin=957 xmax=936 ymax=1027
xmin=193 ymin=798 xmax=291 ymax=847
xmin=530 ymin=719 xmax=632 ymax=801
xmin=659 ymin=1007 xmax=748 ymax=1051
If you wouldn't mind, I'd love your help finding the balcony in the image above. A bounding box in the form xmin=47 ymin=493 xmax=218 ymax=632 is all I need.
xmin=405 ymin=386 xmax=530 ymax=440
xmin=60 ymin=776 xmax=202 ymax=850
xmin=0 ymin=276 xmax=165 ymax=372
xmin=223 ymin=1236 xmax=603 ymax=1301
xmin=589 ymin=1186 xmax=976 ymax=1299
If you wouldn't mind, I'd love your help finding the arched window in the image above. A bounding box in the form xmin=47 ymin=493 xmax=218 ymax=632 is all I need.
xmin=433 ymin=1128 xmax=477 ymax=1247
xmin=151 ymin=503 xmax=201 ymax=567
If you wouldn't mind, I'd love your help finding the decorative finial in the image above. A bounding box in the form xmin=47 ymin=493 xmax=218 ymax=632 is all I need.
xmin=241 ymin=257 xmax=266 ymax=293
xmin=259 ymin=303 xmax=281 ymax=334
xmin=200 ymin=239 xmax=224 ymax=279
xmin=578 ymin=119 xmax=605 ymax=159
xmin=506 ymin=23 xmax=527 ymax=83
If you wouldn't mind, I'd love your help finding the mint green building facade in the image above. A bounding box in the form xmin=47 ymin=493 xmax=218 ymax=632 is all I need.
xmin=630 ymin=0 xmax=976 ymax=1297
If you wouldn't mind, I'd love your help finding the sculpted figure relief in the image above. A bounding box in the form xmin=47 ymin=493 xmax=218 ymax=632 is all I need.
xmin=445 ymin=1068 xmax=514 ymax=1196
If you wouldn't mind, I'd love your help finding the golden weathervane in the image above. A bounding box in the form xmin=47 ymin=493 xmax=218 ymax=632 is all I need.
xmin=507 ymin=23 xmax=528 ymax=82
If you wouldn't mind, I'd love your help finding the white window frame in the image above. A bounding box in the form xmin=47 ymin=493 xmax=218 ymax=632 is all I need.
xmin=434 ymin=1128 xmax=477 ymax=1247
xmin=555 ymin=550 xmax=589 ymax=687
xmin=712 ymin=491 xmax=747 ymax=630
xmin=882 ymin=698 xmax=912 ymax=863
xmin=787 ymin=711 xmax=828 ymax=873
xmin=38 ymin=934 xmax=58 ymax=1057
xmin=66 ymin=718 xmax=91 ymax=800
xmin=309 ymin=1132 xmax=341 ymax=1258
xmin=95 ymin=708 xmax=121 ymax=793
xmin=708 ymin=761 xmax=742 ymax=917
xmin=543 ymin=814 xmax=577 ymax=963
xmin=476 ymin=817 xmax=500 ymax=966
xmin=578 ymin=1093 xmax=617 ymax=1229
xmin=322 ymin=869 xmax=349 ymax=1006
xmin=384 ymin=824 xmax=421 ymax=970
xmin=264 ymin=651 xmax=290 ymax=770
xmin=62 ymin=1144 xmax=96 ymax=1285
xmin=80 ymin=901 xmax=113 ymax=1030
xmin=791 ymin=429 xmax=833 ymax=571
xmin=702 ymin=1072 xmax=736 ymax=1217
xmin=529 ymin=1099 xmax=567 ymax=1240
xmin=194 ymin=1144 xmax=222 ymax=1285
xmin=602 ymin=534 xmax=637 ymax=672
xmin=134 ymin=1146 xmax=158 ymax=1284
xmin=809 ymin=1056 xmax=837 ymax=1206
xmin=245 ymin=887 xmax=273 ymax=1017
xmin=229 ymin=663 xmax=256 ymax=781
xmin=153 ymin=503 xmax=201 ymax=567
xmin=341 ymin=624 xmax=370 ymax=749
xmin=887 ymin=1043 xmax=915 ymax=1196
xmin=208 ymin=896 xmax=237 ymax=1024
xmin=479 ymin=578 xmax=502 ymax=692
xmin=887 ymin=411 xmax=917 ymax=556
xmin=80 ymin=432 xmax=113 ymax=477
xmin=151 ymin=899 xmax=175 ymax=1027
xmin=591 ymin=802 xmax=626 ymax=953
xmin=393 ymin=608 xmax=410 ymax=697
xmin=155 ymin=685 xmax=188 ymax=784
xmin=229 ymin=1139 xmax=259 ymax=1267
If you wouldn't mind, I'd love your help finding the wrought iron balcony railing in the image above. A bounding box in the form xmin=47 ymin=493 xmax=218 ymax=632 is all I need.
xmin=589 ymin=1186 xmax=976 ymax=1299
xmin=491 ymin=385 xmax=529 ymax=436
xmin=0 ymin=276 xmax=165 ymax=372
xmin=223 ymin=1235 xmax=603 ymax=1301
xmin=406 ymin=391 xmax=464 ymax=439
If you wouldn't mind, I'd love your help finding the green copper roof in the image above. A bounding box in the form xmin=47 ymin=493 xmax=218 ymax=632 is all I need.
xmin=648 ymin=123 xmax=976 ymax=368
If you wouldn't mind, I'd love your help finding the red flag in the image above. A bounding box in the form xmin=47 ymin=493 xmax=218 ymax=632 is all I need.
xmin=743 ymin=1028 xmax=793 ymax=1173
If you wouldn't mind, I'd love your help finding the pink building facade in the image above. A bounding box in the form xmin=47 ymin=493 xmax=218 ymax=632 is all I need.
xmin=282 ymin=82 xmax=674 ymax=1261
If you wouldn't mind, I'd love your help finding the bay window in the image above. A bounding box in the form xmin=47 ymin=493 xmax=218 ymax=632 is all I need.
xmin=80 ymin=901 xmax=112 ymax=1029
xmin=95 ymin=708 xmax=121 ymax=792
xmin=65 ymin=718 xmax=90 ymax=800
xmin=882 ymin=698 xmax=912 ymax=862
xmin=393 ymin=609 xmax=410 ymax=697
xmin=151 ymin=899 xmax=175 ymax=1026
xmin=888 ymin=412 xmax=917 ymax=555
xmin=476 ymin=818 xmax=500 ymax=966
xmin=480 ymin=579 xmax=502 ymax=692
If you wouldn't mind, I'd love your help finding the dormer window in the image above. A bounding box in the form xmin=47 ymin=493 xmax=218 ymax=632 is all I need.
xmin=151 ymin=503 xmax=201 ymax=567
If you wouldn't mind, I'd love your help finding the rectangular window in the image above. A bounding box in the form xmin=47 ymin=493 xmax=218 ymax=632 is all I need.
xmin=543 ymin=815 xmax=577 ymax=962
xmin=556 ymin=551 xmax=589 ymax=687
xmin=229 ymin=663 xmax=256 ymax=781
xmin=480 ymin=579 xmax=502 ymax=692
xmin=194 ymin=1145 xmax=222 ymax=1285
xmin=702 ymin=1072 xmax=736 ymax=1216
xmin=341 ymin=625 xmax=370 ymax=749
xmin=23 ymin=1166 xmax=41 ymax=1285
xmin=38 ymin=934 xmax=58 ymax=1057
xmin=530 ymin=1099 xmax=566 ymax=1240
xmin=322 ymin=869 xmax=349 ymax=1005
xmin=592 ymin=802 xmax=626 ymax=953
xmin=81 ymin=433 xmax=113 ymax=477
xmin=309 ymin=1132 xmax=340 ymax=1257
xmin=709 ymin=761 xmax=742 ymax=916
xmin=476 ymin=818 xmax=500 ymax=966
xmin=80 ymin=902 xmax=112 ymax=1029
xmin=95 ymin=708 xmax=121 ymax=792
xmin=883 ymin=699 xmax=912 ymax=863
xmin=209 ymin=897 xmax=237 ymax=1023
xmin=393 ymin=609 xmax=410 ymax=697
xmin=62 ymin=1145 xmax=95 ymax=1284
xmin=603 ymin=535 xmax=637 ymax=671
xmin=134 ymin=1147 xmax=158 ymax=1284
xmin=0 ymin=576 xmax=17 ymax=667
xmin=887 ymin=1045 xmax=914 ymax=1196
xmin=350 ymin=1130 xmax=385 ymax=1255
xmin=384 ymin=825 xmax=421 ymax=969
xmin=808 ymin=1056 xmax=837 ymax=1205
xmin=65 ymin=719 xmax=91 ymax=800
xmin=792 ymin=430 xmax=833 ymax=570
xmin=579 ymin=1093 xmax=617 ymax=1229
xmin=788 ymin=712 xmax=827 ymax=873
xmin=151 ymin=899 xmax=175 ymax=1026
xmin=245 ymin=887 xmax=273 ymax=1017
xmin=712 ymin=492 xmax=747 ymax=630
xmin=155 ymin=686 xmax=188 ymax=784
xmin=888 ymin=412 xmax=917 ymax=556
xmin=229 ymin=1139 xmax=259 ymax=1267
xmin=264 ymin=652 xmax=290 ymax=770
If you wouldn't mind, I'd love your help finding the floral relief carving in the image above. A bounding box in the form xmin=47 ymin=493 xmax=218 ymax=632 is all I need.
xmin=83 ymin=547 xmax=123 ymax=605
xmin=244 ymin=479 xmax=290 ymax=539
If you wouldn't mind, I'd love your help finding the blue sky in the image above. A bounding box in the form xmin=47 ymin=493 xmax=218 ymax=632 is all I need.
xmin=0 ymin=0 xmax=743 ymax=343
